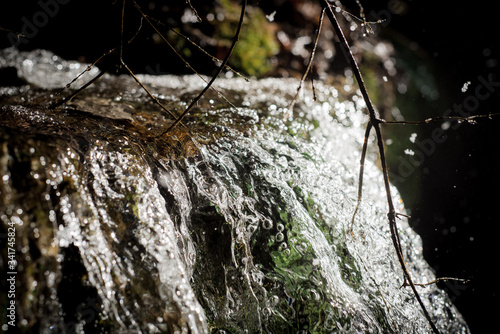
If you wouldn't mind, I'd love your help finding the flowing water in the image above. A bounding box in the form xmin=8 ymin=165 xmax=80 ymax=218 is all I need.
xmin=0 ymin=48 xmax=469 ymax=333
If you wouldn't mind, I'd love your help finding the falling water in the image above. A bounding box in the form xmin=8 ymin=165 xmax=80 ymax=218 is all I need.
xmin=0 ymin=48 xmax=469 ymax=333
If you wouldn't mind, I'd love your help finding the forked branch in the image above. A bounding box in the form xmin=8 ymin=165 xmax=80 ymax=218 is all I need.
xmin=319 ymin=1 xmax=440 ymax=333
xmin=289 ymin=8 xmax=325 ymax=113
xmin=156 ymin=0 xmax=248 ymax=136
xmin=383 ymin=112 xmax=500 ymax=124
xmin=50 ymin=0 xmax=246 ymax=131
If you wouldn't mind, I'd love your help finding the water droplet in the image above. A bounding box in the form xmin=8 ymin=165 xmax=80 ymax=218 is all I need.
xmin=298 ymin=286 xmax=321 ymax=302
xmin=279 ymin=242 xmax=288 ymax=251
xmin=404 ymin=149 xmax=415 ymax=156
xmin=461 ymin=81 xmax=471 ymax=93
xmin=276 ymin=232 xmax=284 ymax=242
xmin=269 ymin=295 xmax=279 ymax=306
xmin=247 ymin=225 xmax=257 ymax=233
xmin=409 ymin=133 xmax=417 ymax=143
xmin=262 ymin=219 xmax=273 ymax=230
xmin=262 ymin=307 xmax=273 ymax=317
xmin=441 ymin=121 xmax=451 ymax=130
xmin=295 ymin=242 xmax=308 ymax=254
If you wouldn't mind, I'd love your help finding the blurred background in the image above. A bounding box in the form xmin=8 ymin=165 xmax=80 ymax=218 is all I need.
xmin=1 ymin=1 xmax=499 ymax=332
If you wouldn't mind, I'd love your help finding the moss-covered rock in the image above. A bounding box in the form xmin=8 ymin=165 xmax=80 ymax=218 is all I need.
xmin=0 ymin=49 xmax=469 ymax=333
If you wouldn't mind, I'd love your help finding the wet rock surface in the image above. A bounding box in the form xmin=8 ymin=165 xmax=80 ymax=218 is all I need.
xmin=0 ymin=49 xmax=470 ymax=333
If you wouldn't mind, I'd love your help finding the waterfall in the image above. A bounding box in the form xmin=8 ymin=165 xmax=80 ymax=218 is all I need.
xmin=0 ymin=48 xmax=469 ymax=333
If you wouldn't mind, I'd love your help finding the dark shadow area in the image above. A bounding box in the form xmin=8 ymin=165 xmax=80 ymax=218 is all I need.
xmin=366 ymin=1 xmax=500 ymax=333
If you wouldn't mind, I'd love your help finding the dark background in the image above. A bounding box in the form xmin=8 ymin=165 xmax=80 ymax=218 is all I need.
xmin=1 ymin=1 xmax=499 ymax=333
xmin=365 ymin=1 xmax=500 ymax=334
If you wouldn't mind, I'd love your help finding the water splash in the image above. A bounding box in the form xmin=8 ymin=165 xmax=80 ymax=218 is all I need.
xmin=0 ymin=49 xmax=470 ymax=333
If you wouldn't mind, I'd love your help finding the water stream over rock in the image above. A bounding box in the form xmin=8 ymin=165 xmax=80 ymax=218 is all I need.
xmin=0 ymin=48 xmax=469 ymax=333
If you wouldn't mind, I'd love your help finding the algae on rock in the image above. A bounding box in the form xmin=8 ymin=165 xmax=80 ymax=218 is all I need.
xmin=0 ymin=49 xmax=470 ymax=333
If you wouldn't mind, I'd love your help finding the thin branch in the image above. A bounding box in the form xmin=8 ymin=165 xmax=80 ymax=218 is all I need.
xmin=186 ymin=0 xmax=202 ymax=22
xmin=132 ymin=1 xmax=211 ymax=86
xmin=120 ymin=0 xmax=126 ymax=61
xmin=49 ymin=67 xmax=109 ymax=109
xmin=53 ymin=47 xmax=118 ymax=96
xmin=141 ymin=13 xmax=248 ymax=80
xmin=132 ymin=1 xmax=239 ymax=120
xmin=383 ymin=112 xmax=500 ymax=125
xmin=310 ymin=74 xmax=318 ymax=101
xmin=354 ymin=0 xmax=367 ymax=23
xmin=350 ymin=120 xmax=372 ymax=235
xmin=121 ymin=61 xmax=185 ymax=127
xmin=329 ymin=2 xmax=385 ymax=34
xmin=114 ymin=1 xmax=184 ymax=126
xmin=352 ymin=0 xmax=385 ymax=34
xmin=50 ymin=11 xmax=145 ymax=107
xmin=157 ymin=0 xmax=247 ymax=136
xmin=0 ymin=26 xmax=20 ymax=33
xmin=48 ymin=3 xmax=181 ymax=126
xmin=407 ymin=277 xmax=470 ymax=288
xmin=168 ymin=27 xmax=249 ymax=81
xmin=0 ymin=26 xmax=24 ymax=40
xmin=288 ymin=8 xmax=325 ymax=112
xmin=320 ymin=1 xmax=440 ymax=333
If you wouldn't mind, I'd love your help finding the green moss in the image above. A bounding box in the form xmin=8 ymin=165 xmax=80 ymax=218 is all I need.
xmin=214 ymin=0 xmax=279 ymax=77
xmin=335 ymin=243 xmax=362 ymax=290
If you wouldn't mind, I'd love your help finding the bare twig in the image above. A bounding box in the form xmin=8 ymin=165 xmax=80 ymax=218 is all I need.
xmin=49 ymin=10 xmax=144 ymax=109
xmin=320 ymin=1 xmax=440 ymax=333
xmin=288 ymin=8 xmax=325 ymax=113
xmin=120 ymin=0 xmax=126 ymax=61
xmin=49 ymin=67 xmax=109 ymax=109
xmin=121 ymin=61 xmax=184 ymax=126
xmin=132 ymin=1 xmax=239 ymax=121
xmin=157 ymin=0 xmax=247 ymax=136
xmin=167 ymin=27 xmax=249 ymax=81
xmin=137 ymin=11 xmax=248 ymax=81
xmin=383 ymin=112 xmax=500 ymax=125
xmin=53 ymin=48 xmax=118 ymax=96
xmin=329 ymin=2 xmax=385 ymax=34
xmin=350 ymin=120 xmax=372 ymax=235
xmin=186 ymin=0 xmax=202 ymax=22
xmin=0 ymin=26 xmax=21 ymax=34
xmin=51 ymin=0 xmax=242 ymax=129
xmin=407 ymin=277 xmax=470 ymax=288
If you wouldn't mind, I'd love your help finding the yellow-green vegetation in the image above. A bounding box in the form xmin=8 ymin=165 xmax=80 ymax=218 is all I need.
xmin=214 ymin=0 xmax=279 ymax=77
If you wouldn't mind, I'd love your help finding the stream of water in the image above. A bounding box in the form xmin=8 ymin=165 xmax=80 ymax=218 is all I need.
xmin=0 ymin=48 xmax=469 ymax=333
